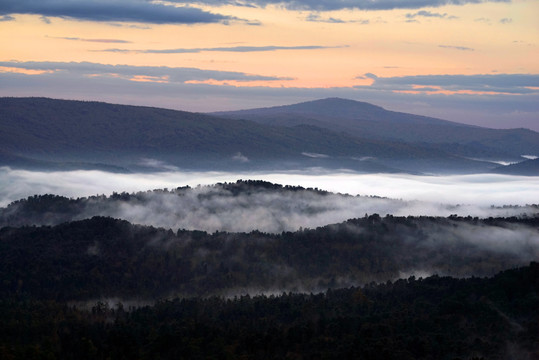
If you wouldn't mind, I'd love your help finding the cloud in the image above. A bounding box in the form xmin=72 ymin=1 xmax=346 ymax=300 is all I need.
xmin=0 ymin=0 xmax=233 ymax=24
xmin=360 ymin=73 xmax=539 ymax=95
xmin=305 ymin=13 xmax=369 ymax=24
xmin=0 ymin=60 xmax=290 ymax=83
xmin=355 ymin=72 xmax=378 ymax=80
xmin=98 ymin=44 xmax=344 ymax=54
xmin=302 ymin=152 xmax=329 ymax=158
xmin=107 ymin=22 xmax=152 ymax=29
xmin=474 ymin=17 xmax=491 ymax=23
xmin=306 ymin=13 xmax=344 ymax=23
xmin=40 ymin=15 xmax=51 ymax=24
xmin=137 ymin=158 xmax=180 ymax=172
xmin=0 ymin=15 xmax=14 ymax=21
xmin=405 ymin=10 xmax=458 ymax=19
xmin=438 ymin=44 xmax=474 ymax=51
xmin=499 ymin=17 xmax=512 ymax=24
xmin=49 ymin=36 xmax=132 ymax=44
xmin=232 ymin=152 xmax=249 ymax=162
xmin=176 ymin=0 xmax=510 ymax=11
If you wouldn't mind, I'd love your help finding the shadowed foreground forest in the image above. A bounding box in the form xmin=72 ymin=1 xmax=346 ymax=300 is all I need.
xmin=0 ymin=263 xmax=537 ymax=359
xmin=1 ymin=181 xmax=538 ymax=359
xmin=1 ymin=214 xmax=539 ymax=299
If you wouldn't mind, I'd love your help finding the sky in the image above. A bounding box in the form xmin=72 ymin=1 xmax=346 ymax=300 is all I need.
xmin=1 ymin=0 xmax=538 ymax=130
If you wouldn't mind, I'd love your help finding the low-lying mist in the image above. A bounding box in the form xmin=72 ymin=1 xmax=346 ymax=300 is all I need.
xmin=1 ymin=167 xmax=538 ymax=233
xmin=3 ymin=166 xmax=538 ymax=206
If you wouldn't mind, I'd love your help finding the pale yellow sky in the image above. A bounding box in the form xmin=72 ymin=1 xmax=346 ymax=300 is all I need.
xmin=1 ymin=1 xmax=537 ymax=86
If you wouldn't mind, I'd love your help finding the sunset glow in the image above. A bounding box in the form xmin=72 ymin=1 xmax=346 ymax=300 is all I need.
xmin=1 ymin=0 xmax=537 ymax=129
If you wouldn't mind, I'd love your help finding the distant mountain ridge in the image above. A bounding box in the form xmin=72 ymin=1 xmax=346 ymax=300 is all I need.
xmin=213 ymin=97 xmax=539 ymax=161
xmin=0 ymin=97 xmax=536 ymax=174
xmin=214 ymin=97 xmax=465 ymax=127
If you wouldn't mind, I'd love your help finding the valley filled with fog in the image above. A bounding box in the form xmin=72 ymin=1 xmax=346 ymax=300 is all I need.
xmin=2 ymin=167 xmax=538 ymax=232
xmin=2 ymin=0 xmax=539 ymax=353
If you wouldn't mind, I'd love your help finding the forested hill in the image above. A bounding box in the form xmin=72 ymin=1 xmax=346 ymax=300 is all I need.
xmin=2 ymin=179 xmax=537 ymax=232
xmin=0 ymin=97 xmax=519 ymax=174
xmin=1 ymin=262 xmax=537 ymax=359
xmin=213 ymin=97 xmax=539 ymax=161
xmin=2 ymin=179 xmax=538 ymax=358
xmin=2 ymin=214 xmax=538 ymax=300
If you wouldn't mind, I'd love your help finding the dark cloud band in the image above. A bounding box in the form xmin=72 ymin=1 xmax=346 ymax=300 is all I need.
xmin=0 ymin=0 xmax=232 ymax=24
xmin=0 ymin=60 xmax=290 ymax=82
xmin=360 ymin=73 xmax=539 ymax=95
xmin=175 ymin=0 xmax=510 ymax=11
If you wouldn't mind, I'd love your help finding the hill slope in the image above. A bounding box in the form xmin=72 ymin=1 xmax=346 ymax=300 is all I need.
xmin=0 ymin=97 xmax=501 ymax=174
xmin=2 ymin=262 xmax=537 ymax=359
xmin=213 ymin=97 xmax=539 ymax=161
xmin=1 ymin=214 xmax=538 ymax=299
xmin=0 ymin=97 xmax=412 ymax=172
xmin=492 ymin=158 xmax=539 ymax=176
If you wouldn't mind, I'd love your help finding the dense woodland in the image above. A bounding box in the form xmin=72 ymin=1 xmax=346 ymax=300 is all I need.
xmin=1 ymin=180 xmax=538 ymax=358
xmin=1 ymin=180 xmax=537 ymax=230
xmin=0 ymin=181 xmax=335 ymax=228
xmin=2 ymin=213 xmax=539 ymax=300
xmin=0 ymin=263 xmax=537 ymax=359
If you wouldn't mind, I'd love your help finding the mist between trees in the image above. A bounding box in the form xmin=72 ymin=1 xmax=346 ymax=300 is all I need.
xmin=1 ymin=211 xmax=538 ymax=300
xmin=1 ymin=180 xmax=537 ymax=233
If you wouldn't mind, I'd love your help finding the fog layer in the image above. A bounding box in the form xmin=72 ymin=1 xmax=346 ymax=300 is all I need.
xmin=1 ymin=170 xmax=538 ymax=233
xmin=2 ymin=167 xmax=539 ymax=205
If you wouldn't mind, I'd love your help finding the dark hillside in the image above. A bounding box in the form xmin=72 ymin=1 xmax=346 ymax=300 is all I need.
xmin=214 ymin=97 xmax=539 ymax=160
xmin=0 ymin=97 xmax=503 ymax=173
xmin=492 ymin=158 xmax=539 ymax=176
xmin=1 ymin=214 xmax=538 ymax=300
xmin=0 ymin=261 xmax=537 ymax=359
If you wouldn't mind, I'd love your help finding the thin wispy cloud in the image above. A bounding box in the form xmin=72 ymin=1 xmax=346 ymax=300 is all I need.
xmin=0 ymin=60 xmax=291 ymax=82
xmin=0 ymin=0 xmax=233 ymax=24
xmin=439 ymin=45 xmax=474 ymax=51
xmin=305 ymin=13 xmax=369 ymax=24
xmin=98 ymin=45 xmax=345 ymax=54
xmin=0 ymin=15 xmax=14 ymax=21
xmin=405 ymin=10 xmax=458 ymax=19
xmin=49 ymin=36 xmax=132 ymax=44
xmin=359 ymin=73 xmax=539 ymax=95
xmin=39 ymin=15 xmax=51 ymax=24
xmin=107 ymin=22 xmax=152 ymax=30
xmin=175 ymin=0 xmax=510 ymax=11
xmin=474 ymin=17 xmax=491 ymax=23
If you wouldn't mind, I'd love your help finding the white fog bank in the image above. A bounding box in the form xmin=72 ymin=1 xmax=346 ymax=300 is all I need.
xmin=2 ymin=167 xmax=538 ymax=233
xmin=2 ymin=167 xmax=537 ymax=206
